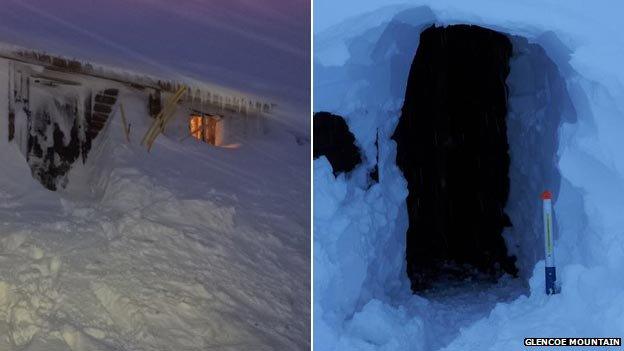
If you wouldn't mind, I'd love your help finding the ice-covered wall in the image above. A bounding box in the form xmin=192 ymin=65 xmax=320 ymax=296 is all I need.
xmin=5 ymin=60 xmax=118 ymax=191
xmin=314 ymin=2 xmax=624 ymax=350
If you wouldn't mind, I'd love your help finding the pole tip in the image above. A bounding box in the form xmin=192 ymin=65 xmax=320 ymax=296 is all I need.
xmin=541 ymin=190 xmax=553 ymax=200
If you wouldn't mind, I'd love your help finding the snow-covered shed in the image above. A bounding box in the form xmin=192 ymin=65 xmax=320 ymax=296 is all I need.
xmin=0 ymin=46 xmax=274 ymax=190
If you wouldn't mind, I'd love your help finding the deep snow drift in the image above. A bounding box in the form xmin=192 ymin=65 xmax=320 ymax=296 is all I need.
xmin=0 ymin=69 xmax=310 ymax=350
xmin=0 ymin=1 xmax=310 ymax=348
xmin=314 ymin=2 xmax=624 ymax=351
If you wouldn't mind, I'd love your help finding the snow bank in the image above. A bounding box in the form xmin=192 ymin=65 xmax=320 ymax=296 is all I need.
xmin=0 ymin=67 xmax=310 ymax=349
xmin=314 ymin=2 xmax=624 ymax=350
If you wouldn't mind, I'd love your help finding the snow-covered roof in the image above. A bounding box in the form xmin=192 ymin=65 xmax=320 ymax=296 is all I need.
xmin=0 ymin=44 xmax=275 ymax=115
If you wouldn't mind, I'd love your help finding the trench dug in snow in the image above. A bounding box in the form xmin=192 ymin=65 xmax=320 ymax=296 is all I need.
xmin=314 ymin=22 xmax=578 ymax=349
xmin=389 ymin=23 xmax=574 ymax=344
xmin=312 ymin=23 xmax=573 ymax=297
xmin=393 ymin=24 xmax=573 ymax=294
xmin=394 ymin=25 xmax=517 ymax=292
xmin=308 ymin=0 xmax=624 ymax=345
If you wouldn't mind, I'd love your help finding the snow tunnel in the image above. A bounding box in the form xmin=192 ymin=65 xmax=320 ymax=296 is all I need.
xmin=393 ymin=24 xmax=574 ymax=292
xmin=313 ymin=6 xmax=606 ymax=350
xmin=393 ymin=25 xmax=516 ymax=291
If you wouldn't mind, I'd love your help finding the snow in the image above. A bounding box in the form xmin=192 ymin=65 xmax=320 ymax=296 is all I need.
xmin=0 ymin=0 xmax=310 ymax=347
xmin=314 ymin=2 xmax=624 ymax=351
xmin=0 ymin=0 xmax=310 ymax=110
xmin=0 ymin=58 xmax=310 ymax=349
xmin=502 ymin=35 xmax=577 ymax=278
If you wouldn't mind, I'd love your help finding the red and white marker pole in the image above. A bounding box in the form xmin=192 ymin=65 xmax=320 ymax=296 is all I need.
xmin=541 ymin=190 xmax=559 ymax=295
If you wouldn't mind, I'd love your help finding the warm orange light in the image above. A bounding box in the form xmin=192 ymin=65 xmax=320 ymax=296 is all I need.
xmin=220 ymin=143 xmax=241 ymax=149
xmin=189 ymin=115 xmax=203 ymax=140
xmin=189 ymin=114 xmax=224 ymax=146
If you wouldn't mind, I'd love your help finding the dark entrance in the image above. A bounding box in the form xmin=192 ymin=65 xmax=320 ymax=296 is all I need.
xmin=393 ymin=24 xmax=518 ymax=292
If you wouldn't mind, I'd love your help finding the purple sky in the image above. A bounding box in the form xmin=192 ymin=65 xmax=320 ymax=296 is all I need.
xmin=0 ymin=0 xmax=310 ymax=106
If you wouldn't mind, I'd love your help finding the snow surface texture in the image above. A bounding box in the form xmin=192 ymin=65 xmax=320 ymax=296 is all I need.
xmin=314 ymin=2 xmax=624 ymax=351
xmin=0 ymin=61 xmax=310 ymax=349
